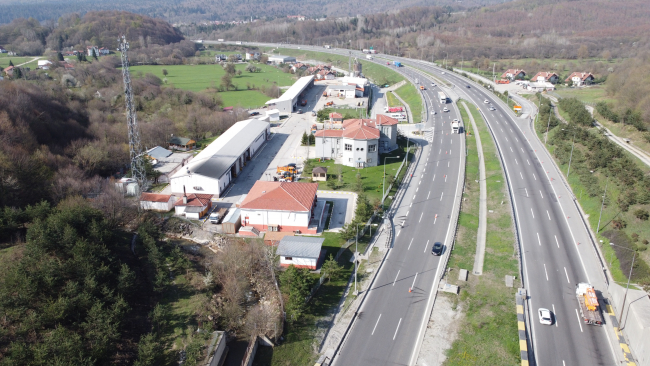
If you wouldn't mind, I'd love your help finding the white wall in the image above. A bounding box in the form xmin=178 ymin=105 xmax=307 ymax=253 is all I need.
xmin=240 ymin=209 xmax=310 ymax=228
xmin=280 ymin=256 xmax=317 ymax=268
xmin=140 ymin=200 xmax=173 ymax=211
xmin=341 ymin=138 xmax=379 ymax=167
xmin=315 ymin=136 xmax=340 ymax=159
xmin=170 ymin=173 xmax=228 ymax=196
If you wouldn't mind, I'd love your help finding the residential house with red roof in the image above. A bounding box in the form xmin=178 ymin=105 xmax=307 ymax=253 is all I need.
xmin=532 ymin=71 xmax=559 ymax=84
xmin=565 ymin=72 xmax=595 ymax=86
xmin=314 ymin=114 xmax=399 ymax=168
xmin=239 ymin=181 xmax=320 ymax=234
xmin=174 ymin=191 xmax=213 ymax=219
xmin=501 ymin=69 xmax=526 ymax=80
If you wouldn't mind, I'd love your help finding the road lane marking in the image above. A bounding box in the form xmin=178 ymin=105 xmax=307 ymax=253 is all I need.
xmin=552 ymin=304 xmax=558 ymax=327
xmin=393 ymin=270 xmax=400 ymax=286
xmin=372 ymin=314 xmax=382 ymax=335
xmin=437 ymin=161 xmax=439 ymax=166
xmin=419 ymin=212 xmax=423 ymax=222
xmin=440 ymin=192 xmax=444 ymax=201
xmin=393 ymin=318 xmax=402 ymax=340
xmin=533 ymin=173 xmax=537 ymax=180
xmin=537 ymin=232 xmax=541 ymax=246
xmin=506 ymin=137 xmax=509 ymax=142
xmin=525 ymin=188 xmax=529 ymax=197
xmin=416 ymin=188 xmax=419 ymax=193
xmin=397 ymin=229 xmax=401 ymax=236
xmin=439 ymin=149 xmax=441 ymax=154
xmin=412 ymin=272 xmax=419 ymax=286
xmin=433 ymin=174 xmax=436 ymax=181
xmin=520 ymin=172 xmax=523 ymax=179
xmin=547 ymin=210 xmax=551 ymax=220
xmin=540 ymin=190 xmax=544 ymax=198
xmin=555 ymin=235 xmax=559 ymax=248
xmin=564 ymin=267 xmax=570 ymax=283
xmin=527 ymin=159 xmax=530 ymax=165
xmin=448 ymin=161 xmax=450 ymax=167
xmin=544 ymin=263 xmax=549 ymax=281
xmin=408 ymin=239 xmax=413 ymax=250
xmin=521 ymin=147 xmax=525 ymax=153
xmin=406 ymin=210 xmax=409 ymax=216
xmin=445 ymin=175 xmax=448 ymax=182
xmin=575 ymin=309 xmax=584 ymax=332
xmin=427 ymin=191 xmax=431 ymax=199
xmin=434 ymin=216 xmax=437 ymax=224
xmin=531 ymin=208 xmax=535 ymax=218
xmin=510 ymin=147 xmax=513 ymax=152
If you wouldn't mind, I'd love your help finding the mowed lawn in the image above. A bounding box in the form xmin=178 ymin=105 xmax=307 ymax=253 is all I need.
xmin=0 ymin=55 xmax=39 ymax=68
xmin=129 ymin=63 xmax=298 ymax=108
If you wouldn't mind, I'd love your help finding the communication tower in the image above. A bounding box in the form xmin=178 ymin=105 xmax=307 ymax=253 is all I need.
xmin=117 ymin=36 xmax=147 ymax=190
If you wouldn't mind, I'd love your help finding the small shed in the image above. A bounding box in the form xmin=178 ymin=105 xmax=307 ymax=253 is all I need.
xmin=312 ymin=167 xmax=328 ymax=182
xmin=169 ymin=135 xmax=196 ymax=151
xmin=267 ymin=109 xmax=280 ymax=122
xmin=222 ymin=208 xmax=242 ymax=234
xmin=174 ymin=193 xmax=213 ymax=219
xmin=140 ymin=192 xmax=174 ymax=211
xmin=276 ymin=236 xmax=325 ymax=270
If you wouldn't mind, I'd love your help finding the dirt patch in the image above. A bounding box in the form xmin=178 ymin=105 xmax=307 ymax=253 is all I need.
xmin=416 ymin=294 xmax=464 ymax=366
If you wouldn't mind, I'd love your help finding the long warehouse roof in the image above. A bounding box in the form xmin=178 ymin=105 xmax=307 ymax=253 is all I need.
xmin=266 ymin=75 xmax=314 ymax=105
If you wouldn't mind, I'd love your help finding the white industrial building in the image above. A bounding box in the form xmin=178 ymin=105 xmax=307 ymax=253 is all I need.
xmin=326 ymin=85 xmax=356 ymax=98
xmin=268 ymin=55 xmax=296 ymax=64
xmin=169 ymin=119 xmax=270 ymax=197
xmin=265 ymin=75 xmax=314 ymax=113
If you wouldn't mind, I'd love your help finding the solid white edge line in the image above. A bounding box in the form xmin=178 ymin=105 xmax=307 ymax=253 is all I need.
xmin=575 ymin=309 xmax=584 ymax=332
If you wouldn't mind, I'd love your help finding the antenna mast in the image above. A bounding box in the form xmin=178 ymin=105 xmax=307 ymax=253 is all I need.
xmin=117 ymin=35 xmax=147 ymax=191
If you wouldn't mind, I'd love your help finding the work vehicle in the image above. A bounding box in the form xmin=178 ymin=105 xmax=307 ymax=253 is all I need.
xmin=384 ymin=106 xmax=404 ymax=113
xmin=576 ymin=283 xmax=603 ymax=325
xmin=325 ymin=101 xmax=334 ymax=106
xmin=443 ymin=107 xmax=449 ymax=112
xmin=538 ymin=308 xmax=553 ymax=325
xmin=451 ymin=119 xmax=460 ymax=134
xmin=393 ymin=61 xmax=401 ymax=67
xmin=277 ymin=165 xmax=297 ymax=174
xmin=324 ymin=45 xmax=331 ymax=49
xmin=420 ymin=85 xmax=425 ymax=90
xmin=209 ymin=208 xmax=227 ymax=224
xmin=438 ymin=91 xmax=447 ymax=104
xmin=235 ymin=41 xmax=242 ymax=45
xmin=218 ymin=39 xmax=224 ymax=42
xmin=431 ymin=242 xmax=443 ymax=256
xmin=311 ymin=124 xmax=317 ymax=134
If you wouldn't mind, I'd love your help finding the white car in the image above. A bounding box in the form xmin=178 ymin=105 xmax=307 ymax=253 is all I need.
xmin=441 ymin=72 xmax=445 ymax=74
xmin=484 ymin=100 xmax=489 ymax=104
xmin=431 ymin=83 xmax=436 ymax=87
xmin=538 ymin=308 xmax=552 ymax=325
xmin=443 ymin=107 xmax=449 ymax=112
xmin=431 ymin=110 xmax=436 ymax=115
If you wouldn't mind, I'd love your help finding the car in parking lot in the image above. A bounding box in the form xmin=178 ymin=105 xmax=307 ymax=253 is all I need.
xmin=538 ymin=308 xmax=553 ymax=325
xmin=484 ymin=100 xmax=489 ymax=104
xmin=297 ymin=109 xmax=303 ymax=114
xmin=443 ymin=107 xmax=449 ymax=112
xmin=431 ymin=242 xmax=443 ymax=256
xmin=441 ymin=72 xmax=445 ymax=74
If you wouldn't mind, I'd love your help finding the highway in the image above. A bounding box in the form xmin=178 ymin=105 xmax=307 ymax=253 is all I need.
xmin=205 ymin=40 xmax=619 ymax=365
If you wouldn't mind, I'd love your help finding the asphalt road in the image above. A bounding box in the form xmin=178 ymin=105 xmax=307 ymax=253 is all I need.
xmin=205 ymin=41 xmax=618 ymax=365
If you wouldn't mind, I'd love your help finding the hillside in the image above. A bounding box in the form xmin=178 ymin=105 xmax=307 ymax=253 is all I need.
xmin=0 ymin=11 xmax=183 ymax=56
xmin=0 ymin=0 xmax=507 ymax=25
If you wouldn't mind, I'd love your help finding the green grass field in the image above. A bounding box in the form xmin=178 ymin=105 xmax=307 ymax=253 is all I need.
xmin=130 ymin=63 xmax=297 ymax=108
xmin=271 ymin=47 xmax=404 ymax=87
xmin=0 ymin=55 xmax=39 ymax=68
xmin=394 ymin=83 xmax=423 ymax=123
xmin=443 ymin=100 xmax=521 ymax=366
xmin=386 ymin=91 xmax=402 ymax=108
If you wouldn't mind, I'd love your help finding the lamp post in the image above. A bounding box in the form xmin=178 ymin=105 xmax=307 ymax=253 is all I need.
xmin=609 ymin=242 xmax=636 ymax=329
xmin=382 ymin=156 xmax=401 ymax=209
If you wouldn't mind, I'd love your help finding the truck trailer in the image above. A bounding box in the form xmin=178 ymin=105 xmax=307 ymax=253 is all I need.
xmin=393 ymin=61 xmax=401 ymax=67
xmin=438 ymin=91 xmax=447 ymax=104
xmin=576 ymin=283 xmax=603 ymax=325
xmin=451 ymin=119 xmax=460 ymax=134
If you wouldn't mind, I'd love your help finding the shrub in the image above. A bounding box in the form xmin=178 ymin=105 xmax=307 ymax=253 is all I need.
xmin=634 ymin=209 xmax=649 ymax=221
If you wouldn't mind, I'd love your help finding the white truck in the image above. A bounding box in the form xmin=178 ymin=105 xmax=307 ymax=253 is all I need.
xmin=451 ymin=119 xmax=460 ymax=134
xmin=438 ymin=91 xmax=447 ymax=104
xmin=576 ymin=283 xmax=603 ymax=326
xmin=218 ymin=39 xmax=224 ymax=42
xmin=366 ymin=55 xmax=373 ymax=60
xmin=324 ymin=45 xmax=331 ymax=49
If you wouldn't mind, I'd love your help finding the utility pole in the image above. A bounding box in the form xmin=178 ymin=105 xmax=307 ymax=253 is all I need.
xmin=118 ymin=35 xmax=147 ymax=191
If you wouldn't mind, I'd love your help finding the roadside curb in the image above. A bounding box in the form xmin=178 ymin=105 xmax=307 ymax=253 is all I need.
xmin=516 ymin=291 xmax=530 ymax=366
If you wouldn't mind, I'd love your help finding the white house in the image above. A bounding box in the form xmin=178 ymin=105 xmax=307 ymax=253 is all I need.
xmin=37 ymin=60 xmax=53 ymax=70
xmin=531 ymin=71 xmax=559 ymax=84
xmin=239 ymin=181 xmax=319 ymax=234
xmin=315 ymin=115 xmax=399 ymax=168
xmin=174 ymin=192 xmax=213 ymax=219
xmin=87 ymin=46 xmax=99 ymax=57
xmin=276 ymin=236 xmax=325 ymax=269
xmin=140 ymin=193 xmax=175 ymax=211
xmin=565 ymin=72 xmax=595 ymax=86
xmin=170 ymin=119 xmax=269 ymax=197
xmin=501 ymin=69 xmax=526 ymax=80
xmin=98 ymin=47 xmax=110 ymax=55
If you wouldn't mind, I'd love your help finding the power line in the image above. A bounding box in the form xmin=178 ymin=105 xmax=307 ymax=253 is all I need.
xmin=117 ymin=35 xmax=147 ymax=191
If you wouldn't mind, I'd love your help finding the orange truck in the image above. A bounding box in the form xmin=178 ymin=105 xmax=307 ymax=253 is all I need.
xmin=576 ymin=283 xmax=603 ymax=325
xmin=277 ymin=166 xmax=297 ymax=174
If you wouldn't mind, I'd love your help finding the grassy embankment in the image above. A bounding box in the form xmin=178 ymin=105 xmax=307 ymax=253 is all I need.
xmin=130 ymin=63 xmax=296 ymax=108
xmin=530 ymin=95 xmax=650 ymax=287
xmin=443 ymin=100 xmax=521 ymax=366
xmin=393 ymin=82 xmax=423 ymax=123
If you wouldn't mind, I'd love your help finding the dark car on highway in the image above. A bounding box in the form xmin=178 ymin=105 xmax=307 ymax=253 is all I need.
xmin=431 ymin=242 xmax=443 ymax=256
xmin=249 ymin=111 xmax=260 ymax=116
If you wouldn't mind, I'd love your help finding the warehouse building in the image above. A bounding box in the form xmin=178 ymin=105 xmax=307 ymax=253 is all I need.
xmin=268 ymin=55 xmax=296 ymax=64
xmin=170 ymin=119 xmax=270 ymax=197
xmin=265 ymin=75 xmax=314 ymax=113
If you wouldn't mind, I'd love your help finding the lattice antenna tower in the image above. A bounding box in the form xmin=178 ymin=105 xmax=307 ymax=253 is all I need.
xmin=117 ymin=35 xmax=147 ymax=190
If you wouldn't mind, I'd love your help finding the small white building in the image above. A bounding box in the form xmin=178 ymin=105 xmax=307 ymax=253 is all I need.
xmin=140 ymin=192 xmax=175 ymax=211
xmin=276 ymin=236 xmax=325 ymax=270
xmin=170 ymin=119 xmax=269 ymax=197
xmin=565 ymin=72 xmax=595 ymax=86
xmin=174 ymin=193 xmax=213 ymax=219
xmin=146 ymin=146 xmax=193 ymax=183
xmin=87 ymin=46 xmax=99 ymax=57
xmin=239 ymin=181 xmax=319 ymax=234
xmin=37 ymin=60 xmax=53 ymax=70
xmin=326 ymin=85 xmax=356 ymax=98
xmin=267 ymin=109 xmax=280 ymax=122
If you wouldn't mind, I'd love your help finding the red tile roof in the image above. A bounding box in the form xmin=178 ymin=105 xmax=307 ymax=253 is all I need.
xmin=342 ymin=123 xmax=380 ymax=140
xmin=376 ymin=114 xmax=399 ymax=126
xmin=342 ymin=118 xmax=375 ymax=129
xmin=174 ymin=193 xmax=213 ymax=207
xmin=532 ymin=71 xmax=558 ymax=81
xmin=241 ymin=181 xmax=318 ymax=212
xmin=501 ymin=69 xmax=526 ymax=78
xmin=565 ymin=72 xmax=594 ymax=82
xmin=315 ymin=129 xmax=343 ymax=137
xmin=141 ymin=192 xmax=173 ymax=203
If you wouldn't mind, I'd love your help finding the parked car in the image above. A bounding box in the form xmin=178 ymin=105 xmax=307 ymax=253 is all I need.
xmin=431 ymin=242 xmax=443 ymax=256
xmin=538 ymin=308 xmax=553 ymax=325
xmin=297 ymin=109 xmax=303 ymax=114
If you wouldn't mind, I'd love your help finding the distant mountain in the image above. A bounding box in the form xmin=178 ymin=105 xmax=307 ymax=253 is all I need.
xmin=0 ymin=11 xmax=183 ymax=56
xmin=0 ymin=0 xmax=510 ymax=25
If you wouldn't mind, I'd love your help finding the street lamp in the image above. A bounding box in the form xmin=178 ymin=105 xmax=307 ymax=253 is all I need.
xmin=609 ymin=242 xmax=636 ymax=329
xmin=382 ymin=156 xmax=401 ymax=208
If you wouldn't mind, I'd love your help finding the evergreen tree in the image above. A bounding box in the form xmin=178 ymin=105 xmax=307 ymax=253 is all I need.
xmin=9 ymin=60 xmax=13 ymax=67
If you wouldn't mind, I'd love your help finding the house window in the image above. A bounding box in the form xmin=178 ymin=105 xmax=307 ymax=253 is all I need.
xmin=285 ymin=256 xmax=293 ymax=261
xmin=367 ymin=158 xmax=372 ymax=163
xmin=369 ymin=144 xmax=376 ymax=152
xmin=345 ymin=144 xmax=352 ymax=151
xmin=349 ymin=158 xmax=352 ymax=162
